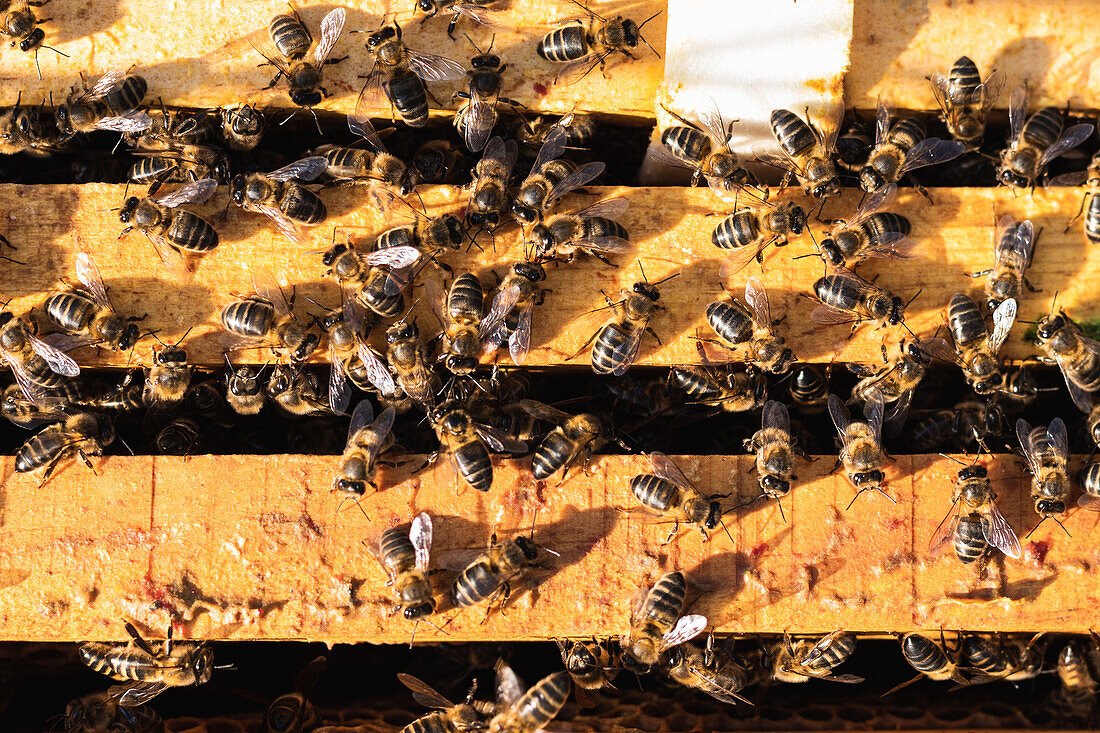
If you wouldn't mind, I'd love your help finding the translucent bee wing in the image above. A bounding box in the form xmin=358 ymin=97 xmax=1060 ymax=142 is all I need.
xmin=661 ymin=614 xmax=707 ymax=650
xmin=1077 ymin=493 xmax=1100 ymax=511
xmin=571 ymin=235 xmax=631 ymax=255
xmin=313 ymin=7 xmax=345 ymax=65
xmin=508 ymin=302 xmax=535 ymax=366
xmin=649 ymin=452 xmax=699 ymax=493
xmin=294 ymin=655 xmax=327 ymax=697
xmin=818 ymin=673 xmax=865 ymax=684
xmin=249 ymin=29 xmax=292 ymax=76
xmin=517 ymin=398 xmax=571 ymax=423
xmin=547 ymin=162 xmax=606 ymax=204
xmin=762 ymin=399 xmax=790 ymax=433
xmin=752 ymin=143 xmax=802 ymax=177
xmin=844 ymin=183 xmax=898 ymax=228
xmin=358 ymin=343 xmax=396 ymax=395
xmin=1054 ymin=351 xmax=1095 ymax=413
xmin=898 ymin=137 xmax=966 ymax=175
xmin=397 ymin=672 xmax=456 ymax=710
xmin=873 ymin=95 xmax=892 ymax=147
xmin=975 ymin=70 xmax=1007 ymax=116
xmin=156 ymin=178 xmax=219 ymax=208
xmin=451 ymin=3 xmax=508 ymax=31
xmin=928 ymin=72 xmax=953 ymax=114
xmin=96 ymin=111 xmax=154 ymax=133
xmin=475 ymin=423 xmax=527 ymax=454
xmin=697 ymin=102 xmax=730 ymax=147
xmin=1047 ymin=417 xmax=1069 ymax=459
xmin=986 ymin=297 xmax=1016 ymax=355
xmin=1039 ymin=123 xmax=1095 ymax=166
xmin=495 ymin=660 xmax=526 ymax=708
xmin=410 ymin=512 xmax=433 ymax=572
xmin=744 ymin=276 xmax=772 ymax=331
xmin=818 ymin=102 xmax=845 ymax=152
xmin=571 ymin=196 xmax=628 ymax=221
xmin=407 ymin=49 xmax=467 ymax=82
xmin=863 ymin=393 xmax=885 ymax=444
xmin=85 ymin=69 xmax=128 ymax=100
xmin=268 ymin=156 xmax=328 ymax=182
xmin=479 ymin=284 xmax=522 ymax=339
xmin=110 ymin=680 xmax=168 ymax=707
xmin=811 ymin=304 xmax=858 ymax=326
xmin=366 ymin=245 xmax=422 ymax=270
xmin=346 ymin=399 xmax=375 ymax=447
xmin=530 ymin=124 xmax=567 ymax=173
xmin=649 ymin=142 xmax=695 ymax=171
xmin=718 ymin=241 xmax=773 ymax=279
xmin=604 ymin=325 xmax=643 ymax=377
xmin=254 ymin=203 xmax=307 ymax=244
xmin=827 ymin=393 xmax=851 ymax=435
xmin=1015 ymin=418 xmax=1043 ymax=475
xmin=980 ymin=503 xmax=1021 ymax=559
xmin=858 ymin=232 xmax=919 ymax=261
xmin=480 ymin=135 xmax=519 ymax=178
xmin=462 ymin=91 xmax=498 ymax=154
xmin=1048 ymin=170 xmax=1089 ymax=186
xmin=883 ymin=389 xmax=914 ymax=437
xmin=350 ymin=85 xmax=388 ymax=153
xmin=554 ymin=53 xmax=604 ymax=87
xmin=27 ymin=334 xmax=80 ymax=377
xmin=928 ymin=501 xmax=962 ymax=556
xmin=1008 ymin=85 xmax=1027 ymax=141
xmin=75 ymin=253 xmax=113 ymax=309
xmin=328 ymin=352 xmax=350 ymax=415
xmin=247 ymin=272 xmax=291 ymax=319
xmin=361 ymin=406 xmax=396 ymax=469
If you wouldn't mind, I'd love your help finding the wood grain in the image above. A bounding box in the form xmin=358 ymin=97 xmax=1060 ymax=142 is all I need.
xmin=0 ymin=184 xmax=1091 ymax=368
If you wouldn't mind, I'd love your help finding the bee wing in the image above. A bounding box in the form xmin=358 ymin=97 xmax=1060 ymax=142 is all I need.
xmin=605 ymin=325 xmax=643 ymax=377
xmin=650 ymin=451 xmax=699 ymax=493
xmin=812 ymin=672 xmax=865 ymax=684
xmin=95 ymin=110 xmax=154 ymax=133
xmin=697 ymin=102 xmax=730 ymax=147
xmin=986 ymin=297 xmax=1016 ymax=355
xmin=75 ymin=253 xmax=113 ymax=309
xmin=883 ymin=389 xmax=914 ymax=437
xmin=508 ymin=302 xmax=535 ymax=366
xmin=1078 ymin=494 xmax=1100 ymax=511
xmin=1055 ymin=350 xmax=1096 ymax=413
xmin=818 ymin=102 xmax=845 ymax=152
xmin=358 ymin=343 xmax=397 ymax=395
xmin=649 ymin=142 xmax=696 ymax=172
xmin=495 ymin=661 xmax=526 ymax=708
xmin=929 ymin=72 xmax=953 ymax=114
xmin=690 ymin=670 xmax=753 ymax=706
xmin=250 ymin=271 xmax=292 ymax=316
xmin=555 ymin=53 xmax=605 ymax=87
xmin=365 ymin=406 xmax=396 ymax=460
xmin=928 ymin=499 xmax=963 ymax=556
xmin=27 ymin=335 xmax=80 ymax=377
xmin=1039 ymin=123 xmax=1095 ymax=166
xmin=1047 ymin=417 xmax=1069 ymax=459
xmin=975 ymin=70 xmax=1007 ymax=116
xmin=547 ymin=161 xmax=606 ymax=203
xmin=1008 ymin=85 xmax=1027 ymax=141
xmin=1016 ymin=419 xmax=1043 ymax=474
xmin=346 ymin=399 xmax=375 ymax=447
xmin=250 ymin=30 xmax=292 ymax=76
xmin=863 ymin=393 xmax=885 ymax=443
xmin=475 ymin=423 xmax=527 ymax=454
xmin=267 ymin=156 xmax=328 ymax=182
xmin=84 ymin=69 xmax=128 ymax=101
xmin=858 ymin=232 xmax=919 ymax=261
xmin=397 ymin=672 xmax=456 ymax=710
xmin=480 ymin=135 xmax=519 ymax=178
xmin=313 ymin=7 xmax=346 ymax=65
xmin=407 ymin=49 xmax=467 ymax=82
xmin=366 ymin=245 xmax=422 ymax=270
xmin=351 ymin=78 xmax=390 ymax=152
xmin=479 ymin=284 xmax=522 ymax=339
xmin=752 ymin=143 xmax=804 ymax=178
xmin=762 ymin=399 xmax=790 ymax=433
xmin=744 ymin=276 xmax=772 ymax=331
xmin=718 ymin=241 xmax=773 ymax=279
xmin=328 ymin=350 xmax=351 ymax=415
xmin=109 ymin=680 xmax=168 ymax=707
xmin=384 ymin=253 xmax=437 ymax=298
xmin=980 ymin=503 xmax=1022 ymax=559
xmin=827 ymin=393 xmax=851 ymax=436
xmin=811 ymin=304 xmax=859 ymax=325
xmin=898 ymin=137 xmax=966 ymax=175
xmin=156 ymin=178 xmax=218 ymax=208
xmin=517 ymin=398 xmax=571 ymax=423
xmin=253 ymin=203 xmax=308 ymax=244
xmin=873 ymin=95 xmax=892 ymax=146
xmin=661 ymin=614 xmax=707 ymax=650
xmin=410 ymin=511 xmax=433 ymax=572
xmin=424 ymin=277 xmax=447 ymax=327
xmin=146 ymin=230 xmax=196 ymax=284
xmin=462 ymin=91 xmax=498 ymax=153
xmin=530 ymin=124 xmax=567 ymax=172
xmin=1048 ymin=170 xmax=1089 ymax=186
xmin=570 ymin=196 xmax=628 ymax=221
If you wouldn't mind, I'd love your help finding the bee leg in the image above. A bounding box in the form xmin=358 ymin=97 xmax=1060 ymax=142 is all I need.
xmin=324 ymin=55 xmax=348 ymax=66
xmin=592 ymin=252 xmax=616 ymax=267
xmin=645 ymin=327 xmax=662 ymax=346
xmin=262 ymin=71 xmax=285 ymax=90
xmin=965 ymin=268 xmax=992 ymax=279
xmin=1022 ymin=276 xmax=1041 ymax=293
xmin=447 ymin=12 xmax=460 ymax=39
xmin=1064 ymin=191 xmax=1090 ymax=229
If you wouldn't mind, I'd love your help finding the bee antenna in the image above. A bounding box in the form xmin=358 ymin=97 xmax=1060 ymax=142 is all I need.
xmin=791 ymin=252 xmax=818 ymax=260
xmin=1054 ymin=516 xmax=1071 ymax=537
xmin=719 ymin=517 xmax=735 ymax=545
xmin=904 ymin=288 xmax=923 ymax=309
xmin=635 ymin=11 xmax=662 ymax=58
xmin=651 ymin=271 xmax=681 ymax=287
xmin=308 ymin=106 xmax=321 ymax=136
xmin=303 ymin=295 xmax=333 ymax=312
xmin=464 ymin=33 xmax=483 ymax=54
xmin=776 ymin=497 xmax=787 ymax=523
xmin=938 ymin=452 xmax=967 ymax=465
xmin=1024 ymin=517 xmax=1047 ymax=539
xmin=214 ymin=663 xmax=236 ymax=670
xmin=409 ymin=619 xmax=419 ymax=648
xmin=637 ymin=260 xmax=648 ymax=283
xmin=116 ymin=434 xmax=135 ymax=457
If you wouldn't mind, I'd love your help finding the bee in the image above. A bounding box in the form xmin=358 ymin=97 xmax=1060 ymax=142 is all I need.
xmin=761 ymin=106 xmax=843 ymax=198
xmin=1 ymin=0 xmax=57 ymax=74
xmin=0 ymin=98 xmax=64 ymax=156
xmin=79 ymin=622 xmax=224 ymax=706
xmin=252 ymin=7 xmax=346 ymax=111
xmin=929 ymin=56 xmax=1006 ymax=147
xmin=788 ymin=365 xmax=828 ymax=415
xmin=536 ymin=1 xmax=661 ymax=86
xmin=220 ymin=103 xmax=266 ymax=152
xmin=579 ymin=271 xmax=677 ymax=377
xmin=155 ymin=418 xmax=203 ymax=455
xmin=373 ymin=512 xmax=435 ymax=620
xmin=412 ymin=139 xmax=467 ymax=185
xmin=397 ymin=672 xmax=493 ymax=733
xmin=125 ymin=108 xmax=214 ymax=149
xmin=704 ymin=276 xmax=795 ymax=375
xmin=656 ymin=103 xmax=755 ymax=195
xmin=810 ymin=266 xmax=908 ymax=329
xmin=883 ymin=632 xmax=968 ymax=695
xmin=450 ymin=527 xmax=548 ymax=608
xmin=315 ymin=112 xmax=418 ymax=207
xmin=1001 ymin=366 xmax=1043 ymax=413
xmin=743 ymin=400 xmax=803 ymax=512
xmin=622 ymin=571 xmax=706 ymax=673
xmin=488 ymin=662 xmax=571 ymax=733
xmin=672 ymin=361 xmax=767 ymax=414
xmin=225 ymin=357 xmax=266 ymax=416
xmin=910 ymin=400 xmax=1004 ymax=454
xmin=516 ymin=112 xmax=599 ymax=150
xmin=467 ymin=135 xmax=518 ymax=232
xmin=368 ymin=212 xmax=465 ymax=300
xmin=54 ymin=70 xmax=151 ymax=140
xmin=967 ymin=215 xmax=1037 ymax=312
xmin=266 ymin=364 xmax=330 ymax=417
xmin=0 ymin=309 xmax=80 ymax=406
xmin=386 ymin=318 xmax=439 ymax=411
xmin=118 ymin=177 xmax=220 ymax=280
xmin=454 ymin=40 xmax=524 ymax=153
xmin=712 ymin=200 xmax=806 ymax=276
xmin=663 ymin=635 xmax=753 ymax=706
xmin=815 ymin=183 xmax=916 ymax=268
xmin=142 ymin=336 xmax=192 ymax=414
xmin=627 ymin=451 xmax=730 ymax=541
xmin=14 ymin=410 xmax=113 ymax=482
xmin=335 ymin=401 xmax=396 ymax=500
xmin=429 ymin=398 xmax=526 ymax=492
xmin=127 ymin=140 xmax=230 ymax=195
xmin=858 ymin=97 xmax=965 ymax=193
xmin=1017 ymin=417 xmax=1071 ymax=529
xmin=929 ymin=460 xmax=1022 ymax=564
xmin=229 ymin=157 xmax=328 ymax=243
xmin=834 ymin=122 xmax=872 ymax=173
xmin=770 ymin=631 xmax=863 ymax=684
xmin=962 ymin=633 xmax=1047 ymax=683
xmin=416 ymin=0 xmax=505 ymax=38
xmin=997 ymin=85 xmax=1094 ymax=188
xmin=1053 ymin=147 xmax=1100 ymax=243
xmin=527 ymin=197 xmax=630 ymax=264
xmin=263 ymin=655 xmax=326 ymax=733
xmin=1054 ymin=641 xmax=1099 ymax=720
xmin=63 ymin=691 xmax=162 ymax=733
xmin=480 ymin=260 xmax=548 ymax=366
xmin=1079 ymin=461 xmax=1100 ymax=511
xmin=828 ymin=394 xmax=890 ymax=507
xmin=1035 ymin=308 xmax=1100 ymax=413
xmin=519 ymin=400 xmax=604 ymax=482
xmin=359 ymin=22 xmax=465 ymax=129
xmin=321 ymin=239 xmax=402 ymax=320
xmin=946 ymin=293 xmax=1016 ymax=393
xmin=219 ymin=273 xmax=319 ymax=362
xmin=43 ymin=253 xmax=142 ymax=352
xmin=427 ymin=273 xmax=485 ymax=376
xmin=319 ymin=302 xmax=394 ymax=414
xmin=555 ymin=638 xmax=621 ymax=696
xmin=512 ymin=124 xmax=605 ymax=226
xmin=849 ymin=340 xmax=941 ymax=433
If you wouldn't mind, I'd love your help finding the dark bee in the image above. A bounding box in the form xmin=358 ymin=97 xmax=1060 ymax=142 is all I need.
xmin=1036 ymin=308 xmax=1100 ymax=413
xmin=229 ymin=157 xmax=328 ymax=243
xmin=335 ymin=401 xmax=396 ymax=499
xmin=962 ymin=633 xmax=1047 ymax=683
xmin=225 ymin=357 xmax=265 ymax=416
xmin=744 ymin=400 xmax=802 ymax=511
xmin=520 ymin=400 xmax=604 ymax=482
xmin=580 ymin=272 xmax=676 ymax=376
xmin=219 ymin=273 xmax=319 ymax=362
xmin=815 ymin=183 xmax=915 ymax=269
xmin=320 ymin=301 xmax=393 ymax=414
xmin=386 ymin=318 xmax=438 ymax=411
xmin=155 ymin=418 xmax=203 ymax=455
xmin=997 ymin=85 xmax=1094 ymax=188
xmin=517 ymin=112 xmax=599 ymax=149
xmin=770 ymin=631 xmax=863 ymax=684
xmin=488 ymin=662 xmax=571 ymax=733
xmin=480 ymin=260 xmax=548 ymax=366
xmin=55 ymin=70 xmax=151 ymax=140
xmin=467 ymin=135 xmax=518 ymax=232
xmin=761 ymin=106 xmax=843 ymax=198
xmin=1 ymin=0 xmax=53 ymax=71
xmin=929 ymin=56 xmax=1006 ymax=147
xmin=527 ymin=197 xmax=630 ymax=264
xmin=1054 ymin=641 xmax=1099 ymax=722
xmin=322 ymin=239 xmax=402 ymax=320
xmin=858 ymin=98 xmax=965 ymax=193
xmin=810 ymin=266 xmax=907 ymax=329
xmin=0 ymin=309 xmax=79 ymax=406
xmin=967 ymin=215 xmax=1037 ymax=312
xmin=63 ymin=691 xmax=162 ymax=733
xmin=788 ymin=365 xmax=828 ymax=415
xmin=556 ymin=638 xmax=621 ymax=696
xmin=0 ymin=98 xmax=64 ymax=156
xmin=43 ymin=253 xmax=142 ymax=351
xmin=367 ymin=212 xmax=465 ymax=299
xmin=884 ymin=632 xmax=968 ymax=695
xmin=537 ymin=1 xmax=661 ymax=85
xmin=416 ymin=0 xmax=505 ymax=38
xmin=1052 ymin=148 xmax=1100 ymax=244
xmin=513 ymin=123 xmax=605 ymax=226
xmin=450 ymin=528 xmax=548 ymax=608
xmin=622 ymin=571 xmax=706 ymax=673
xmin=119 ymin=178 xmax=220 ymax=281
xmin=397 ymin=672 xmax=493 ymax=733
xmin=266 ymin=364 xmax=330 ymax=417
xmin=315 ymin=112 xmax=418 ymax=207
xmin=427 ymin=273 xmax=484 ymax=376
xmin=829 ymin=394 xmax=890 ymax=507
xmin=673 ymin=361 xmax=767 ymax=414
xmin=127 ymin=140 xmax=230 ymax=194
xmin=627 ymin=452 xmax=730 ymax=541
xmin=373 ymin=512 xmax=435 ymax=620
xmin=704 ymin=276 xmax=795 ymax=374
xmin=411 ymin=139 xmax=467 ymax=184
xmin=143 ymin=337 xmax=192 ymax=415
xmin=712 ymin=200 xmax=806 ymax=276
xmin=220 ymin=103 xmax=266 ymax=151
xmin=834 ymin=122 xmax=872 ymax=173
xmin=15 ymin=410 xmax=114 ymax=483
xmin=428 ymin=398 xmax=526 ymax=492
xmin=454 ymin=40 xmax=524 ymax=153
xmin=263 ymin=655 xmax=325 ymax=733
xmin=252 ymin=8 xmax=346 ymax=109
xmin=663 ymin=635 xmax=753 ymax=706
xmin=656 ymin=103 xmax=755 ymax=195
xmin=1017 ymin=417 xmax=1071 ymax=528
xmin=849 ymin=339 xmax=943 ymax=434
xmin=930 ymin=461 xmax=1021 ymax=564
xmin=946 ymin=294 xmax=1015 ymax=395
xmin=1079 ymin=461 xmax=1100 ymax=512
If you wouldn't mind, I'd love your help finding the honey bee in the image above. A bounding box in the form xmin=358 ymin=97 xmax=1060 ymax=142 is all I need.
xmin=998 ymin=86 xmax=1094 ymax=188
xmin=527 ymin=197 xmax=630 ymax=264
xmin=1035 ymin=308 xmax=1100 ymax=413
xmin=1 ymin=0 xmax=59 ymax=78
xmin=252 ymin=7 xmax=346 ymax=111
xmin=770 ymin=631 xmax=863 ymax=684
xmin=368 ymin=212 xmax=465 ymax=300
xmin=1017 ymin=417 xmax=1071 ymax=529
xmin=0 ymin=309 xmax=80 ymax=406
xmin=386 ymin=318 xmax=439 ymax=410
xmin=512 ymin=124 xmax=605 ymax=226
xmin=335 ymin=401 xmax=396 ymax=500
xmin=964 ymin=215 xmax=1037 ymax=312
xmin=266 ymin=364 xmax=331 ymax=417
xmin=230 ymin=156 xmax=328 ymax=243
xmin=579 ymin=271 xmax=677 ymax=376
xmin=1079 ymin=461 xmax=1100 ymax=511
xmin=1054 ymin=641 xmax=1099 ymax=721
xmin=743 ymin=400 xmax=803 ymax=513
xmin=555 ymin=638 xmax=621 ymax=696
xmin=127 ymin=140 xmax=230 ymax=195
xmin=536 ymin=1 xmax=661 ymax=86
xmin=761 ymin=106 xmax=843 ymax=198
xmin=155 ymin=418 xmax=203 ymax=455
xmin=316 ymin=111 xmax=418 ymax=208
xmin=321 ymin=238 xmax=400 ymax=320
xmin=43 ymin=253 xmax=142 ymax=352
xmin=0 ymin=98 xmax=64 ymax=156
xmin=627 ymin=451 xmax=731 ymax=541
xmin=849 ymin=339 xmax=941 ymax=433
xmin=429 ymin=398 xmax=526 ymax=492
xmin=672 ymin=360 xmax=767 ymax=414
xmin=416 ymin=0 xmax=505 ymax=38
xmin=467 ymin=135 xmax=518 ymax=232
xmin=118 ymin=177 xmax=220 ymax=280
xmin=397 ymin=672 xmax=493 ymax=733
xmin=788 ymin=365 xmax=828 ymax=415
xmin=412 ymin=139 xmax=468 ymax=185
xmin=622 ymin=571 xmax=706 ymax=673
xmin=79 ymin=622 xmax=225 ymax=706
xmin=1053 ymin=148 xmax=1100 ymax=244
xmin=712 ymin=200 xmax=806 ymax=276
xmin=262 ymin=655 xmax=325 ymax=733
xmin=883 ymin=632 xmax=968 ymax=695
xmin=663 ymin=635 xmax=753 ymax=706
xmin=359 ymin=22 xmax=465 ymax=129
xmin=929 ymin=56 xmax=1006 ymax=147
xmin=220 ymin=103 xmax=266 ymax=152
xmin=814 ymin=183 xmax=916 ymax=269
xmin=15 ymin=409 xmax=114 ymax=483
xmin=480 ymin=260 xmax=548 ymax=366
xmin=962 ymin=633 xmax=1047 ymax=683
xmin=427 ymin=273 xmax=485 ymax=377
xmin=929 ymin=460 xmax=1021 ymax=564
xmin=488 ymin=662 xmax=571 ymax=733
xmin=372 ymin=512 xmax=435 ymax=620
xmin=319 ymin=301 xmax=393 ymax=414
xmin=703 ymin=276 xmax=794 ymax=375
xmin=519 ymin=400 xmax=604 ymax=482
xmin=219 ymin=273 xmax=319 ymax=362
xmin=224 ymin=356 xmax=266 ymax=416
xmin=656 ymin=103 xmax=756 ymax=195
xmin=828 ymin=394 xmax=890 ymax=507
xmin=454 ymin=41 xmax=524 ymax=153
xmin=858 ymin=97 xmax=965 ymax=193
xmin=125 ymin=108 xmax=215 ymax=148
xmin=450 ymin=527 xmax=549 ymax=608
xmin=63 ymin=691 xmax=162 ymax=733
xmin=946 ymin=294 xmax=1015 ymax=395
xmin=834 ymin=121 xmax=872 ymax=173
xmin=810 ymin=266 xmax=908 ymax=329
xmin=54 ymin=70 xmax=151 ymax=140
xmin=142 ymin=335 xmax=192 ymax=414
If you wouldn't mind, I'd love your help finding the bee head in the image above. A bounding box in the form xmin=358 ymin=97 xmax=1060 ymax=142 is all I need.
xmin=1036 ymin=313 xmax=1064 ymax=340
xmin=788 ymin=206 xmax=807 ymax=235
xmin=1036 ymin=499 xmax=1065 ymax=516
xmin=229 ymin=174 xmax=246 ymax=205
xmin=515 ymin=535 xmax=539 ymax=561
xmin=291 ymin=90 xmax=323 ymax=108
xmin=118 ymin=196 xmax=140 ymax=224
xmin=997 ymin=166 xmax=1029 ymax=188
xmin=442 ymin=214 xmax=465 ymax=246
xmin=190 ymin=646 xmax=215 ymax=684
xmin=404 ymin=600 xmax=435 ymax=619
xmin=292 ymin=333 xmax=320 ymax=361
xmin=335 ymin=478 xmax=366 ymax=497
xmin=417 ymin=0 xmax=435 ymax=10
xmin=471 ymin=53 xmax=501 ymax=69
xmin=633 ymin=282 xmax=660 ymax=301
xmin=211 ymin=157 xmax=231 ymax=183
xmin=905 ymin=341 xmax=931 ymax=363
xmin=386 ymin=320 xmax=417 ymax=343
xmin=118 ymin=323 xmax=141 ymax=352
xmin=761 ymin=475 xmax=789 ymax=495
xmin=267 ymin=367 xmax=292 ymax=396
xmin=0 ymin=311 xmax=14 ymax=328
xmin=54 ymin=104 xmax=72 ymax=133
xmin=858 ymin=166 xmax=886 ymax=193
xmin=852 ymin=470 xmax=885 ymax=487
xmin=367 ymin=25 xmax=398 ymax=51
xmin=95 ymin=415 xmax=116 ymax=446
xmin=771 ymin=347 xmax=795 ymax=375
xmin=958 ymin=464 xmax=988 ymax=481
xmin=466 ymin=210 xmax=498 ymax=228
xmin=515 ymin=261 xmax=545 ymax=282
xmin=155 ymin=345 xmax=188 ymax=366
xmin=810 ymin=178 xmax=840 ymax=198
xmin=445 ymin=355 xmax=479 ymax=374
xmin=972 ymin=374 xmax=1003 ymax=395
xmin=322 ymin=242 xmax=348 ymax=267
xmin=19 ymin=28 xmax=44 ymax=53
xmin=888 ymin=297 xmax=906 ymax=326
xmin=621 ymin=19 xmax=641 ymax=48
xmin=512 ymin=201 xmax=539 ymax=226
xmin=704 ymin=501 xmax=722 ymax=530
